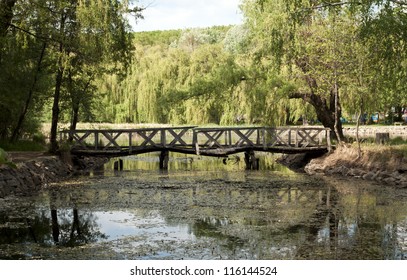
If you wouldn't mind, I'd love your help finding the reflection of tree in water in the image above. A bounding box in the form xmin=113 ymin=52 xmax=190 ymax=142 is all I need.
xmin=293 ymin=186 xmax=406 ymax=260
xmin=184 ymin=186 xmax=340 ymax=259
xmin=0 ymin=208 xmax=107 ymax=251
xmin=0 ymin=209 xmax=50 ymax=245
xmin=191 ymin=218 xmax=246 ymax=251
xmin=51 ymin=208 xmax=107 ymax=247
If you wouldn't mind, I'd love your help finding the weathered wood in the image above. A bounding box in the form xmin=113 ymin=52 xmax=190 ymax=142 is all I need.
xmin=114 ymin=159 xmax=123 ymax=171
xmin=159 ymin=150 xmax=169 ymax=170
xmin=61 ymin=126 xmax=332 ymax=160
xmin=138 ymin=130 xmax=159 ymax=147
xmin=244 ymin=150 xmax=258 ymax=170
xmin=375 ymin=133 xmax=389 ymax=145
xmin=168 ymin=127 xmax=190 ymax=146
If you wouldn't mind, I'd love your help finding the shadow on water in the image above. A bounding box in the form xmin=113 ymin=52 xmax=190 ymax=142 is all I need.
xmin=1 ymin=153 xmax=407 ymax=259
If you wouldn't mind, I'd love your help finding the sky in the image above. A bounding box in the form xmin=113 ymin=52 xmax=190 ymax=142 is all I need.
xmin=129 ymin=0 xmax=243 ymax=32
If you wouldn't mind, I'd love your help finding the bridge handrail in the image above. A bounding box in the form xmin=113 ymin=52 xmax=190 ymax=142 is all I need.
xmin=60 ymin=126 xmax=332 ymax=154
xmin=60 ymin=126 xmax=197 ymax=134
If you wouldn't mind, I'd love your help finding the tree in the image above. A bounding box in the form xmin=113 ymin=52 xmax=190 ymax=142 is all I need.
xmin=95 ymin=27 xmax=247 ymax=126
xmin=241 ymin=0 xmax=406 ymax=141
xmin=0 ymin=0 xmax=52 ymax=141
xmin=42 ymin=0 xmax=139 ymax=153
xmin=0 ymin=0 xmax=142 ymax=150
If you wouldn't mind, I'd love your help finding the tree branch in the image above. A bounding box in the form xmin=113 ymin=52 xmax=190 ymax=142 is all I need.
xmin=8 ymin=23 xmax=53 ymax=42
xmin=312 ymin=1 xmax=362 ymax=10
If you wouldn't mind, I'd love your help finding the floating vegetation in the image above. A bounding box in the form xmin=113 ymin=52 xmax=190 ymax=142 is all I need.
xmin=1 ymin=161 xmax=407 ymax=260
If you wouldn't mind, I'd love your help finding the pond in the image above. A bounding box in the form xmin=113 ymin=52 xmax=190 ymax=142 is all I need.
xmin=1 ymin=152 xmax=407 ymax=260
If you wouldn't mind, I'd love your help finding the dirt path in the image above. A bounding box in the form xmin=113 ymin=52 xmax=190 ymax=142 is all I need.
xmin=8 ymin=152 xmax=54 ymax=163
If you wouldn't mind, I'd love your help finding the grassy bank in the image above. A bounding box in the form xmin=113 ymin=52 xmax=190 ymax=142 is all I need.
xmin=309 ymin=143 xmax=407 ymax=174
xmin=0 ymin=140 xmax=46 ymax=152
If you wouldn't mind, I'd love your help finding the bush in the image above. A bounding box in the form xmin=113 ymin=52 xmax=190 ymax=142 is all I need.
xmin=32 ymin=132 xmax=46 ymax=145
xmin=0 ymin=140 xmax=46 ymax=152
xmin=0 ymin=148 xmax=8 ymax=164
xmin=0 ymin=147 xmax=16 ymax=168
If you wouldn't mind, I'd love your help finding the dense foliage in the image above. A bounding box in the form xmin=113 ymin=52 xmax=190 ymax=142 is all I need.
xmin=0 ymin=0 xmax=406 ymax=150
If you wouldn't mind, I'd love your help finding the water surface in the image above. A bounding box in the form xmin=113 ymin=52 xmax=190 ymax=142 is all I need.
xmin=1 ymin=153 xmax=406 ymax=260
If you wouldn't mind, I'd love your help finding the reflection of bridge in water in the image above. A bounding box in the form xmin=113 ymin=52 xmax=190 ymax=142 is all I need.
xmin=44 ymin=182 xmax=340 ymax=258
xmin=61 ymin=126 xmax=332 ymax=170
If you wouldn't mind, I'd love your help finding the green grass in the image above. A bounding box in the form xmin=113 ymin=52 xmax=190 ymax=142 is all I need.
xmin=0 ymin=140 xmax=46 ymax=152
xmin=389 ymin=136 xmax=407 ymax=146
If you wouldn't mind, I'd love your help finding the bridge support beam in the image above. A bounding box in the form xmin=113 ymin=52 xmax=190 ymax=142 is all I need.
xmin=114 ymin=159 xmax=123 ymax=171
xmin=244 ymin=150 xmax=259 ymax=170
xmin=159 ymin=150 xmax=169 ymax=170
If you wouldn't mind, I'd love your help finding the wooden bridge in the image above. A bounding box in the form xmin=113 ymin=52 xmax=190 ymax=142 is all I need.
xmin=60 ymin=126 xmax=332 ymax=170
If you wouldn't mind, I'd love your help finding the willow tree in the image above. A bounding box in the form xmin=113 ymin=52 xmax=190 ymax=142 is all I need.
xmin=96 ymin=27 xmax=247 ymax=126
xmin=359 ymin=1 xmax=407 ymax=117
xmin=241 ymin=0 xmax=406 ymax=140
xmin=241 ymin=0 xmax=347 ymax=140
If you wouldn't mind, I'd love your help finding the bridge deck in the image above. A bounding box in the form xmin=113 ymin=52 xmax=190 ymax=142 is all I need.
xmin=60 ymin=126 xmax=332 ymax=158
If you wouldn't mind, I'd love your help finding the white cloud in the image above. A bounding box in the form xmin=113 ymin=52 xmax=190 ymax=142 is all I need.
xmin=129 ymin=0 xmax=243 ymax=32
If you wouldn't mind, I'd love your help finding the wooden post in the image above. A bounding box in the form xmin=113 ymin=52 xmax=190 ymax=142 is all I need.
xmin=244 ymin=152 xmax=251 ymax=170
xmin=375 ymin=133 xmax=389 ymax=145
xmin=129 ymin=132 xmax=132 ymax=154
xmin=244 ymin=150 xmax=259 ymax=170
xmin=94 ymin=132 xmax=99 ymax=150
xmin=288 ymin=129 xmax=292 ymax=146
xmin=161 ymin=129 xmax=166 ymax=148
xmin=327 ymin=129 xmax=332 ymax=152
xmin=263 ymin=128 xmax=267 ymax=150
xmin=193 ymin=130 xmax=200 ymax=155
xmin=295 ymin=129 xmax=299 ymax=147
xmin=159 ymin=150 xmax=169 ymax=170
xmin=114 ymin=159 xmax=123 ymax=171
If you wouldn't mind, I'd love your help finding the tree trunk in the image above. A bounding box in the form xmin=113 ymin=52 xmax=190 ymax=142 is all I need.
xmin=68 ymin=99 xmax=80 ymax=142
xmin=301 ymin=92 xmax=345 ymax=141
xmin=67 ymin=70 xmax=77 ymax=142
xmin=10 ymin=42 xmax=46 ymax=142
xmin=356 ymin=106 xmax=362 ymax=159
xmin=49 ymin=10 xmax=67 ymax=154
xmin=68 ymin=73 xmax=93 ymax=142
xmin=294 ymin=60 xmax=345 ymax=142
xmin=49 ymin=43 xmax=64 ymax=153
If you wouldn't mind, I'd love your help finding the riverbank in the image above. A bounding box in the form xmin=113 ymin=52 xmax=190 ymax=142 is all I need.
xmin=304 ymin=145 xmax=407 ymax=187
xmin=0 ymin=153 xmax=108 ymax=197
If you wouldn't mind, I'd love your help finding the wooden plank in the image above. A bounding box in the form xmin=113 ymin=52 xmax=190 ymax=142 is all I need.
xmin=72 ymin=131 xmax=92 ymax=149
xmin=201 ymin=130 xmax=223 ymax=148
xmin=266 ymin=128 xmax=289 ymax=147
xmin=161 ymin=129 xmax=166 ymax=146
xmin=138 ymin=130 xmax=159 ymax=147
xmin=234 ymin=128 xmax=255 ymax=147
xmin=168 ymin=128 xmax=189 ymax=146
xmin=62 ymin=126 xmax=332 ymax=156
xmin=101 ymin=131 xmax=123 ymax=150
xmin=94 ymin=132 xmax=99 ymax=150
xmin=129 ymin=132 xmax=133 ymax=154
xmin=297 ymin=129 xmax=319 ymax=147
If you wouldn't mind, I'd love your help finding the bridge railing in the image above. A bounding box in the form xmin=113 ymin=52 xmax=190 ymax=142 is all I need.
xmin=61 ymin=126 xmax=332 ymax=155
xmin=192 ymin=127 xmax=262 ymax=154
xmin=193 ymin=126 xmax=332 ymax=152
xmin=263 ymin=127 xmax=332 ymax=150
xmin=60 ymin=126 xmax=196 ymax=153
